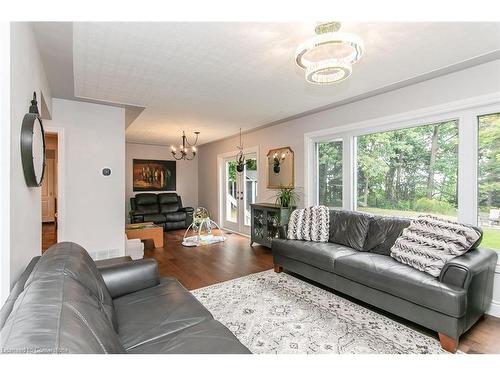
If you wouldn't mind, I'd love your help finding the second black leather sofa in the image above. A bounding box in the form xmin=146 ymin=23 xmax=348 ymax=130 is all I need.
xmin=129 ymin=192 xmax=194 ymax=230
xmin=0 ymin=242 xmax=250 ymax=354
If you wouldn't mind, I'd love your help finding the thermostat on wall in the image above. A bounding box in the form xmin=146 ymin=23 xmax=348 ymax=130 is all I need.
xmin=102 ymin=168 xmax=112 ymax=176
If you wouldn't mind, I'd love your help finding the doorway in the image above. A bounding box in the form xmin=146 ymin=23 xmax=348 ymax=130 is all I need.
xmin=222 ymin=152 xmax=258 ymax=235
xmin=41 ymin=132 xmax=58 ymax=252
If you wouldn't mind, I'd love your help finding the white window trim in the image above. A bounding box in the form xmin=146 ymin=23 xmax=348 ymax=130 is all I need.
xmin=304 ymin=92 xmax=500 ymax=245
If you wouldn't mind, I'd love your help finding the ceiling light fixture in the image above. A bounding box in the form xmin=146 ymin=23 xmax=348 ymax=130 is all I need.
xmin=171 ymin=131 xmax=200 ymax=161
xmin=295 ymin=22 xmax=364 ymax=84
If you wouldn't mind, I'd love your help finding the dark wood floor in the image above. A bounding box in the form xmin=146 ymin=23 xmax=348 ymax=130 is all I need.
xmin=143 ymin=229 xmax=273 ymax=290
xmin=42 ymin=222 xmax=57 ymax=252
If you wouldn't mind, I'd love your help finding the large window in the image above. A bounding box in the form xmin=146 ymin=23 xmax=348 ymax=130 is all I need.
xmin=318 ymin=140 xmax=343 ymax=208
xmin=356 ymin=120 xmax=459 ymax=219
xmin=478 ymin=113 xmax=500 ymax=251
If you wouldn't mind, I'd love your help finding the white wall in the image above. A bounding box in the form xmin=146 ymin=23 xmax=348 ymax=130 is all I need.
xmin=0 ymin=23 xmax=11 ymax=304
xmin=45 ymin=99 xmax=125 ymax=258
xmin=198 ymin=59 xmax=500 ymax=317
xmin=125 ymin=142 xmax=198 ymax=220
xmin=5 ymin=23 xmax=53 ymax=297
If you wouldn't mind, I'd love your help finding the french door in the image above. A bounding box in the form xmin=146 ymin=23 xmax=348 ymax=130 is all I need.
xmin=222 ymin=153 xmax=258 ymax=235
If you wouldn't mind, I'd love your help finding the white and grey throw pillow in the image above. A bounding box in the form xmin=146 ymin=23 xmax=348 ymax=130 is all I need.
xmin=287 ymin=206 xmax=329 ymax=242
xmin=390 ymin=215 xmax=481 ymax=277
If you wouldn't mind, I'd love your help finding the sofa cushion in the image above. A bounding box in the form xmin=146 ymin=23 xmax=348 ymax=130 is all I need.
xmin=328 ymin=210 xmax=372 ymax=250
xmin=160 ymin=203 xmax=181 ymax=214
xmin=25 ymin=242 xmax=116 ymax=330
xmin=159 ymin=193 xmax=180 ymax=213
xmin=143 ymin=213 xmax=167 ymax=223
xmin=127 ymin=319 xmax=251 ymax=354
xmin=334 ymin=252 xmax=467 ymax=318
xmin=0 ymin=275 xmax=125 ymax=353
xmin=165 ymin=211 xmax=187 ymax=222
xmin=362 ymin=216 xmax=411 ymax=255
xmin=113 ymin=277 xmax=213 ymax=350
xmin=158 ymin=193 xmax=179 ymax=204
xmin=135 ymin=193 xmax=158 ymax=205
xmin=272 ymin=239 xmax=357 ymax=272
xmin=134 ymin=193 xmax=160 ymax=214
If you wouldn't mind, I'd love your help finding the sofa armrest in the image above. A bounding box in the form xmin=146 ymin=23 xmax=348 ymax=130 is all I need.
xmin=98 ymin=258 xmax=160 ymax=298
xmin=129 ymin=210 xmax=145 ymax=223
xmin=439 ymin=247 xmax=498 ymax=289
xmin=180 ymin=207 xmax=194 ymax=213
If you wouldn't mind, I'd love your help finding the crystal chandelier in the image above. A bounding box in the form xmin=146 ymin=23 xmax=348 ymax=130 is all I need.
xmin=295 ymin=22 xmax=364 ymax=84
xmin=171 ymin=131 xmax=200 ymax=161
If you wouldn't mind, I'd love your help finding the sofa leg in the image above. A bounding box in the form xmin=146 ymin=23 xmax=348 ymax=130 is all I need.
xmin=274 ymin=264 xmax=283 ymax=273
xmin=438 ymin=333 xmax=458 ymax=353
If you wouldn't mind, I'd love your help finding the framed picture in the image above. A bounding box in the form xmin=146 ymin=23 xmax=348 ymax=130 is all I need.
xmin=133 ymin=159 xmax=176 ymax=192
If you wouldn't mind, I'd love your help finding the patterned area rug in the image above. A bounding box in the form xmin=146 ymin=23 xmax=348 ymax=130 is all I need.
xmin=192 ymin=270 xmax=450 ymax=354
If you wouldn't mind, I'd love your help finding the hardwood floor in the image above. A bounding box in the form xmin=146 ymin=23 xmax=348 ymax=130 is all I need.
xmin=42 ymin=222 xmax=57 ymax=252
xmin=143 ymin=229 xmax=273 ymax=290
xmin=145 ymin=229 xmax=500 ymax=354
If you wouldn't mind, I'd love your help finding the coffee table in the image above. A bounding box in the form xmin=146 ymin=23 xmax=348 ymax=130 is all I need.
xmin=125 ymin=222 xmax=164 ymax=248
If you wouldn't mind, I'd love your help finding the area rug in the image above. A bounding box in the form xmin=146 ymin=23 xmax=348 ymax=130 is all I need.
xmin=192 ymin=270 xmax=451 ymax=354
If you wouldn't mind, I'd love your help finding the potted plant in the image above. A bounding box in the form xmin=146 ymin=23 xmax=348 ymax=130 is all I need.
xmin=274 ymin=186 xmax=299 ymax=228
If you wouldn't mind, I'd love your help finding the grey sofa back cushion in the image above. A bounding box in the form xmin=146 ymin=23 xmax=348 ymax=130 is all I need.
xmin=25 ymin=242 xmax=117 ymax=330
xmin=328 ymin=210 xmax=372 ymax=251
xmin=0 ymin=276 xmax=125 ymax=354
xmin=0 ymin=256 xmax=40 ymax=330
xmin=362 ymin=216 xmax=411 ymax=255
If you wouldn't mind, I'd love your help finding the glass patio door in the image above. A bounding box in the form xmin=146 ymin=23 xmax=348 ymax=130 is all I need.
xmin=222 ymin=153 xmax=257 ymax=235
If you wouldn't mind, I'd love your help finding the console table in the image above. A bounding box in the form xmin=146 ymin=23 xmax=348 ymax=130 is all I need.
xmin=250 ymin=203 xmax=294 ymax=248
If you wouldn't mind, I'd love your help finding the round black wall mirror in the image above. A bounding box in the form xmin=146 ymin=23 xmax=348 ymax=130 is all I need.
xmin=20 ymin=92 xmax=46 ymax=187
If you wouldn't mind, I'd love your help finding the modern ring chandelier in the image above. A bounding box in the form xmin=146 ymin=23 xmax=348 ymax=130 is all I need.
xmin=295 ymin=22 xmax=364 ymax=84
xmin=171 ymin=131 xmax=200 ymax=161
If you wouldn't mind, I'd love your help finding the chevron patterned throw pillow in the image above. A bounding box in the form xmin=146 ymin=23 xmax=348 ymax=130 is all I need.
xmin=390 ymin=215 xmax=481 ymax=277
xmin=287 ymin=206 xmax=329 ymax=242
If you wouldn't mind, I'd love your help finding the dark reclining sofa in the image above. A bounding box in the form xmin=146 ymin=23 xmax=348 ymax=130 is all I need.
xmin=129 ymin=192 xmax=194 ymax=230
xmin=0 ymin=242 xmax=250 ymax=354
xmin=272 ymin=209 xmax=497 ymax=353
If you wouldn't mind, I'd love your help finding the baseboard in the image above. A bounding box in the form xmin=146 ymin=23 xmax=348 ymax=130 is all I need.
xmin=221 ymin=227 xmax=250 ymax=238
xmin=486 ymin=300 xmax=500 ymax=318
xmin=88 ymin=248 xmax=121 ymax=261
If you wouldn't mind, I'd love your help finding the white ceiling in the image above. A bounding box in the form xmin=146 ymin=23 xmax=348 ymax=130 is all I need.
xmin=34 ymin=22 xmax=500 ymax=145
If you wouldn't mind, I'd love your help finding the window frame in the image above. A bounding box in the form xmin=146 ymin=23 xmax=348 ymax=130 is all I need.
xmin=305 ymin=94 xmax=500 ymax=235
xmin=315 ymin=138 xmax=345 ymax=209
xmin=352 ymin=118 xmax=460 ymax=217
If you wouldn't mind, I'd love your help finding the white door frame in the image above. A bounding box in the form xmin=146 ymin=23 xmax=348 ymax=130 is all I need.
xmin=221 ymin=155 xmax=240 ymax=233
xmin=44 ymin=126 xmax=66 ymax=242
xmin=217 ymin=145 xmax=259 ymax=235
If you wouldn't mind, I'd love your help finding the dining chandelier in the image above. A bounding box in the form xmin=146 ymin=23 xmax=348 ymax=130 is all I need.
xmin=171 ymin=131 xmax=200 ymax=161
xmin=295 ymin=22 xmax=364 ymax=84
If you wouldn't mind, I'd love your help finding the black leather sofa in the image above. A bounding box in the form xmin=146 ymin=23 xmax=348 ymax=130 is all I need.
xmin=272 ymin=209 xmax=497 ymax=353
xmin=130 ymin=192 xmax=194 ymax=230
xmin=0 ymin=242 xmax=250 ymax=354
